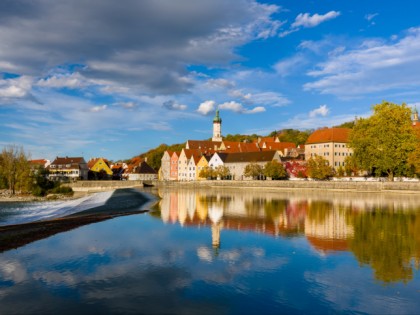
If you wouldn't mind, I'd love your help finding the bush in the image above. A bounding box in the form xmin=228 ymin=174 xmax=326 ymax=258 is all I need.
xmin=50 ymin=186 xmax=73 ymax=195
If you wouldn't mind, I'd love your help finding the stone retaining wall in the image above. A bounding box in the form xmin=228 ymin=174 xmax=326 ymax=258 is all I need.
xmin=154 ymin=180 xmax=420 ymax=193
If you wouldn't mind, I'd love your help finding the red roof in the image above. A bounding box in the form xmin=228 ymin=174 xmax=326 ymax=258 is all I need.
xmin=306 ymin=128 xmax=350 ymax=144
xmin=30 ymin=159 xmax=48 ymax=166
xmin=261 ymin=141 xmax=296 ymax=152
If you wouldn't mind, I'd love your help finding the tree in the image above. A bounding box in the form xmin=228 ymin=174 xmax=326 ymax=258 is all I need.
xmin=344 ymin=155 xmax=360 ymax=177
xmin=198 ymin=166 xmax=215 ymax=179
xmin=349 ymin=101 xmax=417 ymax=180
xmin=407 ymin=128 xmax=420 ymax=177
xmin=263 ymin=160 xmax=287 ymax=179
xmin=285 ymin=161 xmax=308 ymax=178
xmin=214 ymin=165 xmax=230 ymax=179
xmin=0 ymin=145 xmax=31 ymax=194
xmin=244 ymin=163 xmax=263 ymax=179
xmin=307 ymin=155 xmax=334 ymax=180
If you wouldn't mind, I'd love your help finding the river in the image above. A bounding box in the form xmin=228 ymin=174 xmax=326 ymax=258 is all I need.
xmin=1 ymin=187 xmax=420 ymax=314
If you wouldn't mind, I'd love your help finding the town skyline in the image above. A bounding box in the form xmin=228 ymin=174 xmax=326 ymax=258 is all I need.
xmin=1 ymin=1 xmax=420 ymax=161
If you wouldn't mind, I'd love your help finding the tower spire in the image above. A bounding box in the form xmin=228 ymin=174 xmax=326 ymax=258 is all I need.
xmin=212 ymin=109 xmax=222 ymax=141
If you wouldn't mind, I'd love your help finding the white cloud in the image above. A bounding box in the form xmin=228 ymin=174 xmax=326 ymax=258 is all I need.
xmin=219 ymin=101 xmax=265 ymax=114
xmin=0 ymin=76 xmax=33 ymax=99
xmin=304 ymin=27 xmax=420 ymax=97
xmin=245 ymin=106 xmax=266 ymax=114
xmin=90 ymin=105 xmax=107 ymax=112
xmin=280 ymin=11 xmax=340 ymax=37
xmin=37 ymin=72 xmax=87 ymax=89
xmin=219 ymin=101 xmax=243 ymax=112
xmin=292 ymin=11 xmax=341 ymax=28
xmin=250 ymin=92 xmax=290 ymax=107
xmin=197 ymin=100 xmax=216 ymax=115
xmin=365 ymin=13 xmax=379 ymax=22
xmin=274 ymin=54 xmax=307 ymax=77
xmin=309 ymin=105 xmax=329 ymax=118
xmin=205 ymin=78 xmax=236 ymax=89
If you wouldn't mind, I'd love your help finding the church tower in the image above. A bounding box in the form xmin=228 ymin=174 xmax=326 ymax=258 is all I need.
xmin=413 ymin=106 xmax=419 ymax=126
xmin=212 ymin=109 xmax=222 ymax=142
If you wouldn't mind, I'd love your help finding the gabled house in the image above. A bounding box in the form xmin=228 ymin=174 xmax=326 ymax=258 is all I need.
xmin=128 ymin=160 xmax=157 ymax=181
xmin=87 ymin=157 xmax=112 ymax=180
xmin=111 ymin=162 xmax=128 ymax=180
xmin=178 ymin=149 xmax=201 ymax=181
xmin=48 ymin=156 xmax=88 ymax=181
xmin=160 ymin=150 xmax=173 ymax=181
xmin=170 ymin=152 xmax=180 ymax=180
xmin=196 ymin=155 xmax=211 ymax=180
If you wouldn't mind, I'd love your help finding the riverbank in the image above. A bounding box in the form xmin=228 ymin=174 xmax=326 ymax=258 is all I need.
xmin=0 ymin=189 xmax=88 ymax=203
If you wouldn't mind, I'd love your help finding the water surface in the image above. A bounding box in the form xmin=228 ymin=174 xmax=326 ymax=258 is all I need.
xmin=1 ymin=187 xmax=420 ymax=314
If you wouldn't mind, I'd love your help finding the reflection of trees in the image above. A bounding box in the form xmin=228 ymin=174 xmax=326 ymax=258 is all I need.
xmin=349 ymin=211 xmax=417 ymax=284
xmin=264 ymin=199 xmax=287 ymax=221
xmin=306 ymin=201 xmax=333 ymax=224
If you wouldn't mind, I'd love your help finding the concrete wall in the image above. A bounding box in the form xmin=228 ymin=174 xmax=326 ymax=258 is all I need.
xmin=154 ymin=179 xmax=420 ymax=193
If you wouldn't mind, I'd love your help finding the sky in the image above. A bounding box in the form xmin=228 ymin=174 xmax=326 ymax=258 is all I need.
xmin=1 ymin=0 xmax=420 ymax=161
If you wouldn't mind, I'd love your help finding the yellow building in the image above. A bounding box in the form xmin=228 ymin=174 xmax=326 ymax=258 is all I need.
xmin=196 ymin=155 xmax=211 ymax=180
xmin=87 ymin=158 xmax=113 ymax=179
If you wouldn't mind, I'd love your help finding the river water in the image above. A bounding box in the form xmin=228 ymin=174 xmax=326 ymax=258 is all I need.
xmin=1 ymin=187 xmax=420 ymax=314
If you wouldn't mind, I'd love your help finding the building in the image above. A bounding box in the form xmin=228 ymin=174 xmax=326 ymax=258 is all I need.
xmin=208 ymin=151 xmax=281 ymax=180
xmin=170 ymin=152 xmax=180 ymax=180
xmin=305 ymin=128 xmax=352 ymax=169
xmin=128 ymin=160 xmax=158 ymax=180
xmin=212 ymin=109 xmax=222 ymax=142
xmin=87 ymin=157 xmax=112 ymax=180
xmin=160 ymin=150 xmax=173 ymax=180
xmin=48 ymin=156 xmax=88 ymax=181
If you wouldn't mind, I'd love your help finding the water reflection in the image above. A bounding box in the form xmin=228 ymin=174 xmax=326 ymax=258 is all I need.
xmin=155 ymin=187 xmax=420 ymax=284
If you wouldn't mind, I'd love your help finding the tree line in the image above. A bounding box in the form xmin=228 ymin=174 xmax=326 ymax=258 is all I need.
xmin=0 ymin=145 xmax=72 ymax=196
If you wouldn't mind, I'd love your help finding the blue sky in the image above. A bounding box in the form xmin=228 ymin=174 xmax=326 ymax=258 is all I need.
xmin=1 ymin=0 xmax=420 ymax=161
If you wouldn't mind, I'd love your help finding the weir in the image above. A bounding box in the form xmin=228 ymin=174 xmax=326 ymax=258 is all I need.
xmin=65 ymin=180 xmax=146 ymax=192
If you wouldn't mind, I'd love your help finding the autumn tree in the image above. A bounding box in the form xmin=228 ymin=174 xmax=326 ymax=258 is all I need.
xmin=214 ymin=165 xmax=231 ymax=179
xmin=243 ymin=163 xmax=263 ymax=179
xmin=0 ymin=145 xmax=31 ymax=194
xmin=349 ymin=101 xmax=417 ymax=180
xmin=306 ymin=155 xmax=334 ymax=180
xmin=198 ymin=166 xmax=215 ymax=179
xmin=407 ymin=127 xmax=420 ymax=177
xmin=263 ymin=160 xmax=287 ymax=180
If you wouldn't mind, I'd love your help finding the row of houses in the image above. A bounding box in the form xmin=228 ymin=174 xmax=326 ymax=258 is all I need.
xmin=160 ymin=111 xmax=354 ymax=181
xmin=30 ymin=156 xmax=158 ymax=182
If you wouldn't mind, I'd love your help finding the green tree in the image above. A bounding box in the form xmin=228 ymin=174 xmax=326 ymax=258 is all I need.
xmin=263 ymin=160 xmax=287 ymax=179
xmin=0 ymin=145 xmax=31 ymax=194
xmin=214 ymin=165 xmax=230 ymax=179
xmin=349 ymin=101 xmax=417 ymax=180
xmin=407 ymin=128 xmax=420 ymax=177
xmin=307 ymin=155 xmax=334 ymax=180
xmin=244 ymin=163 xmax=263 ymax=179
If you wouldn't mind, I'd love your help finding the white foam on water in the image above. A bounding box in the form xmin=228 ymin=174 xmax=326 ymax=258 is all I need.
xmin=0 ymin=190 xmax=115 ymax=227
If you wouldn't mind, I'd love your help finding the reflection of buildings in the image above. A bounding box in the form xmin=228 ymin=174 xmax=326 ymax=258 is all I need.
xmin=305 ymin=208 xmax=354 ymax=253
xmin=156 ymin=188 xmax=420 ymax=255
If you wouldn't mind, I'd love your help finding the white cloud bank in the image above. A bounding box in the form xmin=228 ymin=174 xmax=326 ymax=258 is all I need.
xmin=304 ymin=27 xmax=420 ymax=98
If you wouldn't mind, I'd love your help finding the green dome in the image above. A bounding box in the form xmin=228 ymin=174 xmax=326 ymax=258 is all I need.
xmin=213 ymin=109 xmax=222 ymax=123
